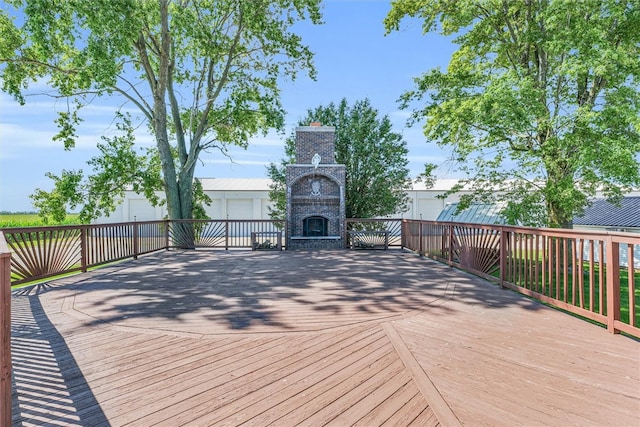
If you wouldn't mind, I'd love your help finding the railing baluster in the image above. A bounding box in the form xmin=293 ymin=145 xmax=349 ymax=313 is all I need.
xmin=499 ymin=228 xmax=507 ymax=288
xmin=133 ymin=223 xmax=139 ymax=259
xmin=627 ymin=244 xmax=636 ymax=327
xmin=1 ymin=219 xmax=638 ymax=337
xmin=578 ymin=239 xmax=585 ymax=308
xmin=606 ymin=236 xmax=621 ymax=334
xmin=81 ymin=226 xmax=87 ymax=273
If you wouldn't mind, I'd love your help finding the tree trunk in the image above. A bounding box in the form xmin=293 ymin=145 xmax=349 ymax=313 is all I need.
xmin=544 ymin=161 xmax=574 ymax=229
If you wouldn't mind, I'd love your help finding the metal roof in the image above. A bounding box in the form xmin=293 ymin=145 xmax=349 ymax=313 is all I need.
xmin=197 ymin=178 xmax=467 ymax=192
xmin=573 ymin=197 xmax=640 ymax=228
xmin=198 ymin=178 xmax=273 ymax=191
xmin=436 ymin=203 xmax=506 ymax=224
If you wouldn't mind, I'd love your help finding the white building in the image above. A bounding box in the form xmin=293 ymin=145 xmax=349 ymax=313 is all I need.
xmin=94 ymin=178 xmax=639 ymax=225
xmin=93 ymin=178 xmax=471 ymax=223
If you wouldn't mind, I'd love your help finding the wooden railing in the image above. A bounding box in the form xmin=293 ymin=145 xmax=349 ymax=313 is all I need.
xmin=0 ymin=232 xmax=11 ymax=426
xmin=2 ymin=221 xmax=167 ymax=286
xmin=402 ymin=219 xmax=640 ymax=337
xmin=168 ymin=219 xmax=286 ymax=249
xmin=345 ymin=218 xmax=403 ymax=248
xmin=2 ymin=218 xmax=637 ymax=334
xmin=1 ymin=219 xmax=286 ymax=286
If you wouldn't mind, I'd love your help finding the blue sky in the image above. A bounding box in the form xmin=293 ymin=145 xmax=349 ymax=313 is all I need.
xmin=0 ymin=0 xmax=459 ymax=212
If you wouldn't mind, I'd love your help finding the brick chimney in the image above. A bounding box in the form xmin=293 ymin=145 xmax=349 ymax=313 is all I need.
xmin=285 ymin=125 xmax=346 ymax=250
xmin=294 ymin=125 xmax=336 ymax=164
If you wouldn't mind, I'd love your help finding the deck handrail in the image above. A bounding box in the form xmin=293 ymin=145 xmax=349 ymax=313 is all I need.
xmin=0 ymin=219 xmax=286 ymax=285
xmin=402 ymin=219 xmax=640 ymax=337
xmin=2 ymin=218 xmax=638 ymax=338
xmin=0 ymin=232 xmax=11 ymax=425
xmin=345 ymin=218 xmax=403 ymax=248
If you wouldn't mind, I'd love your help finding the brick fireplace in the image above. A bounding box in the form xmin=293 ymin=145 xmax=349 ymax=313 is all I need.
xmin=286 ymin=124 xmax=346 ymax=249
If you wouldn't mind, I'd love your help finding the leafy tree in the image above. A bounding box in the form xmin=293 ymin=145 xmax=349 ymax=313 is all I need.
xmin=0 ymin=0 xmax=322 ymax=221
xmin=385 ymin=0 xmax=640 ymax=228
xmin=268 ymin=98 xmax=412 ymax=219
xmin=29 ymin=115 xmax=164 ymax=223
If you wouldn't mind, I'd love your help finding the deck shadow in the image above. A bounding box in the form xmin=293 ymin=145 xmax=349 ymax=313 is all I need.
xmin=59 ymin=249 xmax=544 ymax=334
xmin=11 ymin=286 xmax=109 ymax=427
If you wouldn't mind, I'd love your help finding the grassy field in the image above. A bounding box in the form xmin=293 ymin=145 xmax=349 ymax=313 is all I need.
xmin=0 ymin=213 xmax=82 ymax=228
xmin=495 ymin=259 xmax=640 ymax=327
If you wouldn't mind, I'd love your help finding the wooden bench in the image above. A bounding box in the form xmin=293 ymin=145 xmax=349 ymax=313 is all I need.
xmin=251 ymin=232 xmax=283 ymax=251
xmin=348 ymin=230 xmax=389 ymax=250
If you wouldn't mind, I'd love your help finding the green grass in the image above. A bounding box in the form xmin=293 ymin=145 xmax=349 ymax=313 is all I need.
xmin=0 ymin=213 xmax=82 ymax=228
xmin=500 ymin=259 xmax=640 ymax=327
xmin=10 ymin=258 xmax=131 ymax=290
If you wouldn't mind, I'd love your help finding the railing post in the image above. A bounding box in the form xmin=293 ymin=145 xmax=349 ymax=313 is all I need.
xmin=342 ymin=218 xmax=349 ymax=249
xmin=448 ymin=224 xmax=454 ymax=265
xmin=605 ymin=235 xmax=621 ymax=334
xmin=133 ymin=222 xmax=139 ymax=260
xmin=1 ymin=233 xmax=12 ymax=426
xmin=419 ymin=221 xmax=424 ymax=256
xmin=80 ymin=226 xmax=88 ymax=273
xmin=225 ymin=220 xmax=229 ymax=251
xmin=344 ymin=219 xmax=349 ymax=249
xmin=499 ymin=227 xmax=507 ymax=288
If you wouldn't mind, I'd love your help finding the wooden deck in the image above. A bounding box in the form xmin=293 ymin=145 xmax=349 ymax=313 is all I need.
xmin=10 ymin=250 xmax=640 ymax=426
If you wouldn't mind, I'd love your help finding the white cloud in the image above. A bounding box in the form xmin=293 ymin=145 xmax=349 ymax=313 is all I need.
xmin=408 ymin=154 xmax=450 ymax=163
xmin=0 ymin=123 xmax=57 ymax=150
xmin=390 ymin=110 xmax=412 ymax=119
xmin=2 ymin=92 xmax=145 ymax=123
xmin=249 ymin=135 xmax=286 ymax=147
xmin=0 ymin=120 xmax=155 ymax=151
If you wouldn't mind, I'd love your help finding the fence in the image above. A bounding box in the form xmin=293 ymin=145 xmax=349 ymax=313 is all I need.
xmin=2 ymin=221 xmax=167 ymax=286
xmin=2 ymin=218 xmax=638 ymax=337
xmin=402 ymin=219 xmax=639 ymax=337
xmin=0 ymin=232 xmax=10 ymax=427
xmin=1 ymin=219 xmax=409 ymax=285
xmin=345 ymin=218 xmax=403 ymax=248
xmin=168 ymin=219 xmax=286 ymax=249
xmin=0 ymin=220 xmax=288 ymax=286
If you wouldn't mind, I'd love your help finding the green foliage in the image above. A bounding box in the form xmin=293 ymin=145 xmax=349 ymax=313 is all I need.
xmin=385 ymin=0 xmax=640 ymax=228
xmin=192 ymin=178 xmax=212 ymax=221
xmin=0 ymin=213 xmax=82 ymax=228
xmin=266 ymin=160 xmax=289 ymax=221
xmin=30 ymin=115 xmax=164 ymax=223
xmin=1 ymin=0 xmax=322 ymax=221
xmin=268 ymin=98 xmax=412 ymax=219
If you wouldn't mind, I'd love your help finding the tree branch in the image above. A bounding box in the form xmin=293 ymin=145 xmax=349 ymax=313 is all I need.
xmin=193 ymin=4 xmax=244 ymax=147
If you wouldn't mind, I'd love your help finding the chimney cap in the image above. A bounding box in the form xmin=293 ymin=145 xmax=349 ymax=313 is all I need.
xmin=309 ymin=121 xmax=322 ymax=126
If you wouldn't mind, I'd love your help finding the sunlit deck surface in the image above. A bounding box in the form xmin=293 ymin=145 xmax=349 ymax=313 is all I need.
xmin=11 ymin=249 xmax=640 ymax=427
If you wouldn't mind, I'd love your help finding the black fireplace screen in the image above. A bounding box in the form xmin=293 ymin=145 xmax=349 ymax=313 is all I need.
xmin=303 ymin=216 xmax=328 ymax=237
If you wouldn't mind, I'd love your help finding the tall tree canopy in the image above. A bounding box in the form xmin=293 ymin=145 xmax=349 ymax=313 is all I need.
xmin=268 ymin=98 xmax=412 ymax=219
xmin=0 ymin=0 xmax=322 ymax=221
xmin=385 ymin=0 xmax=640 ymax=228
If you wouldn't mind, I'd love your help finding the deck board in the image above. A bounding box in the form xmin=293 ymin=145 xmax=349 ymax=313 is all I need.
xmin=11 ymin=250 xmax=640 ymax=426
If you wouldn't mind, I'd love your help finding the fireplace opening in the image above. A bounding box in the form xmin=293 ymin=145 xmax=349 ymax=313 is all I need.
xmin=303 ymin=216 xmax=328 ymax=237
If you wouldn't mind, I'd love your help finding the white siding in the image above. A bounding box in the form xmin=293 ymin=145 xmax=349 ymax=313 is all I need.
xmin=204 ymin=198 xmax=223 ymax=219
xmin=227 ymin=199 xmax=253 ymax=219
xmin=416 ymin=198 xmax=446 ymax=221
xmin=128 ymin=199 xmax=157 ymax=221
